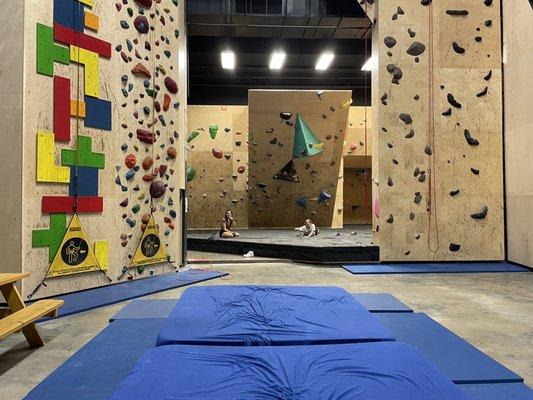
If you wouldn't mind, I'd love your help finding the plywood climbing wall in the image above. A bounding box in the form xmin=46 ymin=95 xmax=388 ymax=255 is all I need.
xmin=248 ymin=90 xmax=350 ymax=229
xmin=374 ymin=0 xmax=504 ymax=261
xmin=20 ymin=0 xmax=186 ymax=298
xmin=503 ymin=0 xmax=533 ymax=268
xmin=187 ymin=106 xmax=249 ymax=229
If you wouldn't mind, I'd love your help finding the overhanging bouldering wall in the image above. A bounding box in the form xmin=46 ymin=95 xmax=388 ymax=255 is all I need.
xmin=373 ymin=0 xmax=504 ymax=261
xmin=503 ymin=0 xmax=533 ymax=267
xmin=17 ymin=0 xmax=186 ymax=298
xmin=187 ymin=106 xmax=249 ymax=229
xmin=248 ymin=90 xmax=350 ymax=228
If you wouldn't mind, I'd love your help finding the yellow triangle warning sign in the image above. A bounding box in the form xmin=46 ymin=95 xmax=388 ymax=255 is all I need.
xmin=130 ymin=215 xmax=167 ymax=267
xmin=48 ymin=214 xmax=102 ymax=277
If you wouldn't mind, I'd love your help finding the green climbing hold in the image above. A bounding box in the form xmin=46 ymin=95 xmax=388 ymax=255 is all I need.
xmin=292 ymin=114 xmax=324 ymax=158
xmin=186 ymin=165 xmax=197 ymax=182
xmin=187 ymin=131 xmax=200 ymax=143
xmin=209 ymin=125 xmax=219 ymax=139
xmin=172 ymin=0 xmax=178 ymax=6
xmin=132 ymin=204 xmax=141 ymax=213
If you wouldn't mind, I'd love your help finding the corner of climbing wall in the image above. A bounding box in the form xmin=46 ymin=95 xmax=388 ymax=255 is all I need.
xmin=375 ymin=0 xmax=504 ymax=261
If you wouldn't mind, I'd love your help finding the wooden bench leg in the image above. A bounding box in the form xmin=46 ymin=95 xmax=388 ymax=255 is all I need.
xmin=0 ymin=283 xmax=45 ymax=348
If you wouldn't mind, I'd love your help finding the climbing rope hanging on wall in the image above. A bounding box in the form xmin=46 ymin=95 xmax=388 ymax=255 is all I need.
xmin=361 ymin=0 xmax=371 ymax=226
xmin=427 ymin=1 xmax=440 ymax=253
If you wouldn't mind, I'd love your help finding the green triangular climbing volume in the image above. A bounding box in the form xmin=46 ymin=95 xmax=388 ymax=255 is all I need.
xmin=273 ymin=160 xmax=300 ymax=183
xmin=292 ymin=114 xmax=324 ymax=158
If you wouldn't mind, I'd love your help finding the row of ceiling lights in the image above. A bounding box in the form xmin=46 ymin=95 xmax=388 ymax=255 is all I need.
xmin=221 ymin=50 xmax=376 ymax=71
xmin=220 ymin=50 xmax=336 ymax=70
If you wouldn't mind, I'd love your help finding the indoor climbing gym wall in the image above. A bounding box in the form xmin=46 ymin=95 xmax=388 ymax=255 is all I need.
xmin=9 ymin=0 xmax=187 ymax=298
xmin=248 ymin=90 xmax=351 ymax=229
xmin=343 ymin=107 xmax=373 ymax=225
xmin=370 ymin=0 xmax=505 ymax=261
xmin=186 ymin=106 xmax=249 ymax=229
xmin=503 ymin=0 xmax=533 ymax=268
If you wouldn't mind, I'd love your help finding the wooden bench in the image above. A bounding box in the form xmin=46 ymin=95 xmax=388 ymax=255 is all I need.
xmin=0 ymin=273 xmax=63 ymax=348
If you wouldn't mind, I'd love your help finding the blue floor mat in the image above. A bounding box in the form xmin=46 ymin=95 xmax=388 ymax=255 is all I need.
xmin=24 ymin=319 xmax=166 ymax=400
xmin=352 ymin=293 xmax=413 ymax=313
xmin=110 ymin=293 xmax=413 ymax=321
xmin=48 ymin=269 xmax=226 ymax=318
xmin=375 ymin=313 xmax=523 ymax=384
xmin=342 ymin=262 xmax=529 ymax=274
xmin=459 ymin=383 xmax=533 ymax=400
xmin=110 ymin=299 xmax=178 ymax=321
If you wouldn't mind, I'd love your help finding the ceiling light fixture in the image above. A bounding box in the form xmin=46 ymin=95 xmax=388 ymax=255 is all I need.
xmin=361 ymin=56 xmax=377 ymax=71
xmin=315 ymin=52 xmax=335 ymax=70
xmin=270 ymin=52 xmax=286 ymax=70
xmin=221 ymin=51 xmax=235 ymax=69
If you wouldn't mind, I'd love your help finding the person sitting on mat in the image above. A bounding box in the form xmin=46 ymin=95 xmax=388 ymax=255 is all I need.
xmin=220 ymin=210 xmax=240 ymax=238
xmin=295 ymin=219 xmax=319 ymax=238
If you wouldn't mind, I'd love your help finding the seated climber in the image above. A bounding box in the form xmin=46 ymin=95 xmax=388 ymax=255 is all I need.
xmin=219 ymin=210 xmax=240 ymax=238
xmin=295 ymin=219 xmax=319 ymax=238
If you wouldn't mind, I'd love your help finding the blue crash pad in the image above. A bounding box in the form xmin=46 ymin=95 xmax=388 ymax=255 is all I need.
xmin=156 ymin=285 xmax=395 ymax=346
xmin=48 ymin=270 xmax=226 ymax=318
xmin=375 ymin=313 xmax=523 ymax=384
xmin=111 ymin=342 xmax=470 ymax=400
xmin=109 ymin=299 xmax=178 ymax=321
xmin=342 ymin=262 xmax=528 ymax=274
xmin=459 ymin=382 xmax=533 ymax=400
xmin=351 ymin=293 xmax=413 ymax=313
xmin=24 ymin=319 xmax=166 ymax=400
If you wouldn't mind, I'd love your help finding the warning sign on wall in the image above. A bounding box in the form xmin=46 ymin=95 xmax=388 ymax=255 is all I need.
xmin=48 ymin=214 xmax=102 ymax=277
xmin=130 ymin=215 xmax=167 ymax=267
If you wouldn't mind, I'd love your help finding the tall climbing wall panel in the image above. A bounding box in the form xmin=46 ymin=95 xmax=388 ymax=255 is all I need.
xmin=373 ymin=0 xmax=504 ymax=261
xmin=248 ymin=90 xmax=350 ymax=228
xmin=187 ymin=106 xmax=249 ymax=229
xmin=22 ymin=0 xmax=186 ymax=298
xmin=503 ymin=0 xmax=533 ymax=267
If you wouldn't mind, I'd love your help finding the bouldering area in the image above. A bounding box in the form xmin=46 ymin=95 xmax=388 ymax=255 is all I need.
xmin=0 ymin=0 xmax=532 ymax=399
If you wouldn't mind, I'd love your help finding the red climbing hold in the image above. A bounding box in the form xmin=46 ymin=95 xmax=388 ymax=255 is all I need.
xmin=125 ymin=154 xmax=137 ymax=169
xmin=212 ymin=148 xmax=223 ymax=159
xmin=134 ymin=0 xmax=152 ymax=8
xmin=164 ymin=76 xmax=178 ymax=94
xmin=163 ymin=93 xmax=171 ymax=111
xmin=137 ymin=129 xmax=155 ymax=144
xmin=131 ymin=63 xmax=151 ymax=78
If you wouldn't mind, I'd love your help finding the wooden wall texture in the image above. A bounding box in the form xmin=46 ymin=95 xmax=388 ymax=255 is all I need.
xmin=372 ymin=0 xmax=505 ymax=261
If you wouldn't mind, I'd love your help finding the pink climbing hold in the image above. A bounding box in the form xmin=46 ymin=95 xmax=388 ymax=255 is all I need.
xmin=164 ymin=76 xmax=178 ymax=94
xmin=212 ymin=148 xmax=223 ymax=159
xmin=372 ymin=193 xmax=381 ymax=219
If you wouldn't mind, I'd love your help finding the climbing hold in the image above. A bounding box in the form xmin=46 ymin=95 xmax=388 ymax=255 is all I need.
xmin=318 ymin=190 xmax=332 ymax=204
xmin=449 ymin=243 xmax=461 ymax=252
xmin=484 ymin=70 xmax=492 ymax=81
xmin=386 ymin=64 xmax=403 ymax=84
xmin=384 ymin=36 xmax=397 ymax=48
xmin=137 ymin=129 xmax=155 ymax=144
xmin=126 ymin=218 xmax=136 ymax=228
xmin=446 ymin=9 xmax=469 ymax=16
xmin=381 ymin=93 xmax=388 ymax=105
xmin=142 ymin=157 xmax=154 ymax=170
xmin=405 ymin=129 xmax=415 ymax=138
xmin=387 ymin=177 xmax=393 ymax=187
xmin=273 ymin=160 xmax=300 ymax=183
xmin=187 ymin=131 xmax=200 ymax=143
xmin=164 ymin=76 xmax=178 ymax=94
xmin=132 ymin=204 xmax=141 ymax=214
xmin=464 ymin=129 xmax=479 ymax=146
xmin=407 ymin=28 xmax=416 ymax=38
xmin=414 ymin=193 xmax=422 ymax=204
xmin=476 ymin=87 xmax=488 ymax=97
xmin=471 ymin=168 xmax=480 ymax=175
xmin=150 ymin=181 xmax=166 ymax=199
xmin=212 ymin=148 xmax=223 ymax=159
xmin=450 ymin=189 xmax=460 ymax=197
xmin=485 ymin=20 xmax=493 ymax=27
xmin=471 ymin=206 xmax=488 ymax=220
xmin=125 ymin=154 xmax=137 ymax=169
xmin=296 ymin=197 xmax=308 ymax=209
xmin=119 ymin=198 xmax=129 ymax=207
xmin=452 ymin=42 xmax=466 ymax=54
xmin=399 ymin=113 xmax=413 ymax=125
xmin=131 ymin=63 xmax=151 ymax=78
xmin=209 ymin=125 xmax=219 ymax=139
xmin=135 ymin=0 xmax=152 ymax=7
xmin=167 ymin=146 xmax=177 ymax=159
xmin=186 ymin=165 xmax=196 ymax=182
xmin=386 ymin=214 xmax=394 ymax=224
xmin=424 ymin=146 xmax=433 ymax=156
xmin=447 ymin=93 xmax=462 ymax=108
xmin=442 ymin=108 xmax=452 ymax=116
xmin=134 ymin=16 xmax=149 ymax=34
xmin=421 ymin=0 xmax=432 ymax=5
xmin=163 ymin=94 xmax=171 ymax=111
xmin=406 ymin=42 xmax=426 ymax=56
xmin=484 ymin=0 xmax=493 ymax=6
xmin=280 ymin=112 xmax=292 ymax=121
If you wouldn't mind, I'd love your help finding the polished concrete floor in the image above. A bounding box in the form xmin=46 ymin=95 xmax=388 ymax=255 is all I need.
xmin=0 ymin=253 xmax=532 ymax=399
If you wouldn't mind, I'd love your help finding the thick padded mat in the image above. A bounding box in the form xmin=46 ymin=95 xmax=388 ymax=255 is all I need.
xmin=156 ymin=285 xmax=394 ymax=346
xmin=110 ymin=342 xmax=470 ymax=400
xmin=375 ymin=313 xmax=523 ymax=383
xmin=459 ymin=383 xmax=533 ymax=400
xmin=351 ymin=293 xmax=413 ymax=312
xmin=342 ymin=262 xmax=528 ymax=275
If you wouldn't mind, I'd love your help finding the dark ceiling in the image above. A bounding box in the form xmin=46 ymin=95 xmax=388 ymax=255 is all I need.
xmin=187 ymin=1 xmax=372 ymax=105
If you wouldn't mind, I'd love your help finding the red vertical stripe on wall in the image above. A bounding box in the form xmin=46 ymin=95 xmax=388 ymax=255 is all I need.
xmin=54 ymin=76 xmax=70 ymax=142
